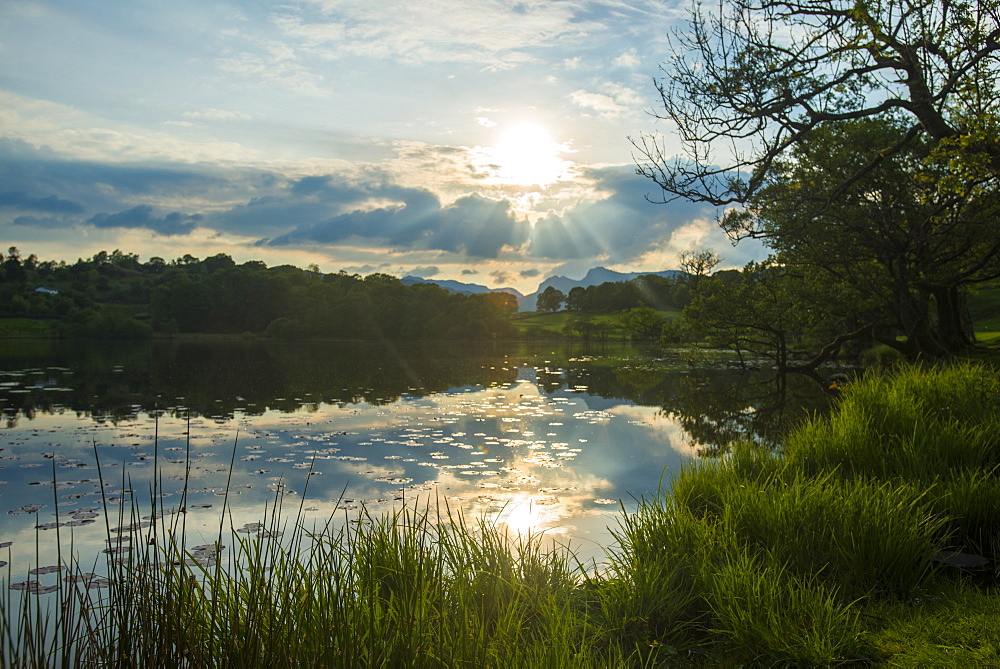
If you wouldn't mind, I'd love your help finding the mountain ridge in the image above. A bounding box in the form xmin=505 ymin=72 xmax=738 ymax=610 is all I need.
xmin=402 ymin=267 xmax=683 ymax=311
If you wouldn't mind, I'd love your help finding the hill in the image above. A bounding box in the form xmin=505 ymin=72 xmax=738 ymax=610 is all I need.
xmin=400 ymin=276 xmax=523 ymax=299
xmin=521 ymin=267 xmax=684 ymax=310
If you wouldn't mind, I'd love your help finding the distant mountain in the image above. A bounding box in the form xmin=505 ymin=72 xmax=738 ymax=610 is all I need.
xmin=400 ymin=267 xmax=683 ymax=311
xmin=521 ymin=267 xmax=683 ymax=310
xmin=400 ymin=276 xmax=524 ymax=298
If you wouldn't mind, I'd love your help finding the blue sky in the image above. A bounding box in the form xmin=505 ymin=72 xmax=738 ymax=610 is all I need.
xmin=0 ymin=0 xmax=764 ymax=293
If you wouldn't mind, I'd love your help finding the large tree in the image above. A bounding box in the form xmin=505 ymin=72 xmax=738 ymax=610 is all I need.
xmin=635 ymin=0 xmax=1000 ymax=206
xmin=536 ymin=286 xmax=566 ymax=312
xmin=637 ymin=0 xmax=1000 ymax=356
xmin=733 ymin=117 xmax=1000 ymax=355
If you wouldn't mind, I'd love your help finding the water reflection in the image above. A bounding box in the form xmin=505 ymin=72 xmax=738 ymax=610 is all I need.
xmin=0 ymin=340 xmax=841 ymax=583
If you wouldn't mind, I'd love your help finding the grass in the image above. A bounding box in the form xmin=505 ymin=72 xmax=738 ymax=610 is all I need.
xmin=511 ymin=309 xmax=682 ymax=340
xmin=2 ymin=362 xmax=1000 ymax=665
xmin=0 ymin=317 xmax=59 ymax=337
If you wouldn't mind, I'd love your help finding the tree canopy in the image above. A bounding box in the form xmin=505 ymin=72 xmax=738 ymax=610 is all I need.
xmin=635 ymin=0 xmax=1000 ymax=206
xmin=0 ymin=249 xmax=518 ymax=341
xmin=637 ymin=0 xmax=1000 ymax=358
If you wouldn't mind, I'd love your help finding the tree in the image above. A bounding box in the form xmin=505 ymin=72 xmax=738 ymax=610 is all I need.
xmin=536 ymin=286 xmax=565 ymax=312
xmin=566 ymin=286 xmax=587 ymax=311
xmin=684 ymin=263 xmax=865 ymax=371
xmin=735 ymin=117 xmax=1000 ymax=355
xmin=618 ymin=305 xmax=669 ymax=340
xmin=485 ymin=291 xmax=519 ymax=312
xmin=678 ymin=249 xmax=720 ymax=289
xmin=635 ymin=0 xmax=1000 ymax=206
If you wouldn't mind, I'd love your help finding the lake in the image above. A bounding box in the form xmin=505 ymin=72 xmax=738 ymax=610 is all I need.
xmin=0 ymin=338 xmax=838 ymax=589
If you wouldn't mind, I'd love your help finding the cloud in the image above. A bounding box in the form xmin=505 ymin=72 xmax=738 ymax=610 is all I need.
xmin=180 ymin=108 xmax=253 ymax=121
xmin=612 ymin=48 xmax=641 ymax=68
xmin=461 ymin=268 xmax=478 ymax=275
xmin=10 ymin=215 xmax=69 ymax=229
xmin=527 ymin=165 xmax=719 ymax=264
xmin=87 ymin=205 xmax=202 ymax=236
xmin=569 ymin=83 xmax=643 ymax=119
xmin=519 ymin=268 xmax=541 ymax=278
xmin=0 ymin=191 xmax=84 ymax=214
xmin=265 ymin=188 xmax=529 ymax=259
xmin=270 ymin=1 xmax=605 ymax=68
xmin=490 ymin=270 xmax=516 ymax=285
xmin=410 ymin=265 xmax=439 ymax=278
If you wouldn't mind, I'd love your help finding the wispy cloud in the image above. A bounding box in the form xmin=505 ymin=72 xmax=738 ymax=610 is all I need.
xmin=180 ymin=108 xmax=253 ymax=121
xmin=271 ymin=0 xmax=604 ymax=67
xmin=569 ymin=83 xmax=643 ymax=119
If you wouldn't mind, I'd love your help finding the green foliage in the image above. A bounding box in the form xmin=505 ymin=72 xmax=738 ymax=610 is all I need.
xmin=740 ymin=117 xmax=1000 ymax=357
xmin=859 ymin=344 xmax=906 ymax=368
xmin=683 ymin=261 xmax=837 ymax=368
xmin=865 ymin=580 xmax=1000 ymax=664
xmin=564 ymin=274 xmax=689 ymax=313
xmin=0 ymin=249 xmax=517 ymax=341
xmin=536 ymin=286 xmax=565 ymax=312
xmin=616 ymin=305 xmax=668 ymax=340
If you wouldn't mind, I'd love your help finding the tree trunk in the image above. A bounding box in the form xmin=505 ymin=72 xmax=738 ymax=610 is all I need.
xmin=932 ymin=287 xmax=975 ymax=352
xmin=895 ymin=286 xmax=948 ymax=358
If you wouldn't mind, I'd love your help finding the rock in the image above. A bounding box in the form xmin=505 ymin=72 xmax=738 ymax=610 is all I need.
xmin=932 ymin=550 xmax=990 ymax=569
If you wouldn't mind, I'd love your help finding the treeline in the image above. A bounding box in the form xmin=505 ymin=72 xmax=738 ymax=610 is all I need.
xmin=555 ymin=274 xmax=690 ymax=313
xmin=0 ymin=248 xmax=517 ymax=340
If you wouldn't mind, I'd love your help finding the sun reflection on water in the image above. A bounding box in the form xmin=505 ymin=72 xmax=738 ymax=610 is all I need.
xmin=0 ymin=372 xmax=698 ymax=583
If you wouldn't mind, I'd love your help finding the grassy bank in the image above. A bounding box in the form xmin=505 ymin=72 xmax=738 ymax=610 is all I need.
xmin=3 ymin=363 xmax=999 ymax=665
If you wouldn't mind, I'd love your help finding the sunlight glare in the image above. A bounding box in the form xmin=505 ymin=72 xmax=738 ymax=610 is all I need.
xmin=492 ymin=495 xmax=547 ymax=536
xmin=486 ymin=123 xmax=571 ymax=186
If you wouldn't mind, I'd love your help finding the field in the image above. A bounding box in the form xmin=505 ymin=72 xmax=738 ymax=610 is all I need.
xmin=511 ymin=308 xmax=682 ymax=340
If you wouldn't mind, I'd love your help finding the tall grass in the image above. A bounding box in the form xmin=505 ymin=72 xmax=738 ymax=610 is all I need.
xmin=2 ymin=362 xmax=998 ymax=666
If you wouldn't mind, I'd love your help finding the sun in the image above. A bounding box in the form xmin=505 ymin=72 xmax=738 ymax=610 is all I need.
xmin=483 ymin=123 xmax=571 ymax=186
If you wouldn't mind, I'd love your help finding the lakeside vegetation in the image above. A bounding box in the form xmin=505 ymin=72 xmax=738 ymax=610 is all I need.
xmin=5 ymin=245 xmax=998 ymax=360
xmin=3 ymin=362 xmax=998 ymax=665
xmin=0 ymin=248 xmax=519 ymax=341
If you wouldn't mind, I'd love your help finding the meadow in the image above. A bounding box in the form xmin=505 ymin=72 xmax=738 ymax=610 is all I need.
xmin=2 ymin=362 xmax=998 ymax=666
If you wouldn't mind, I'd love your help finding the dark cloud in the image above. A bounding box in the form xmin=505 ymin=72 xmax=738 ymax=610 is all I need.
xmin=87 ymin=205 xmax=202 ymax=236
xmin=344 ymin=264 xmax=390 ymax=275
xmin=528 ymin=165 xmax=717 ymax=262
xmin=489 ymin=270 xmax=516 ymax=285
xmin=519 ymin=268 xmax=541 ymax=278
xmin=410 ymin=266 xmax=440 ymax=278
xmin=11 ymin=215 xmax=68 ymax=229
xmin=290 ymin=174 xmax=369 ymax=200
xmin=0 ymin=138 xmax=734 ymax=268
xmin=0 ymin=191 xmax=85 ymax=214
xmin=461 ymin=268 xmax=478 ymax=275
xmin=266 ymin=189 xmax=528 ymax=259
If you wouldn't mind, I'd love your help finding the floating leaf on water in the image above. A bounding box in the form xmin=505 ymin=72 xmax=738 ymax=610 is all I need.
xmin=29 ymin=565 xmax=63 ymax=575
xmin=0 ymin=541 xmax=11 ymax=548
xmin=9 ymin=580 xmax=57 ymax=594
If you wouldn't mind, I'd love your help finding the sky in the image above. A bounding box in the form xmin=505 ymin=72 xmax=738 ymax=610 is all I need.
xmin=0 ymin=0 xmax=766 ymax=294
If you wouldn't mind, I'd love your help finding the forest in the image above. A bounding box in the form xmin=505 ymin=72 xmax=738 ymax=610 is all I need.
xmin=0 ymin=249 xmax=519 ymax=340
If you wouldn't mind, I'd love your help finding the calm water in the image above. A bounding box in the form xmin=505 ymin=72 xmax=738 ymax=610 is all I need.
xmin=0 ymin=338 xmax=837 ymax=590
